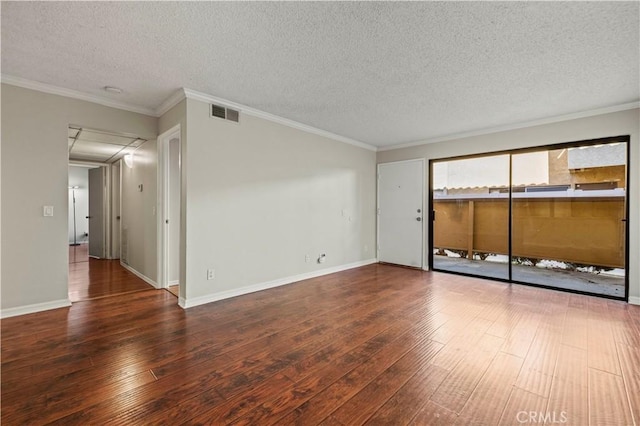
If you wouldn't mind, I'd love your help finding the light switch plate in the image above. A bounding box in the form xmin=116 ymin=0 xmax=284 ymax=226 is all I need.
xmin=43 ymin=205 xmax=54 ymax=216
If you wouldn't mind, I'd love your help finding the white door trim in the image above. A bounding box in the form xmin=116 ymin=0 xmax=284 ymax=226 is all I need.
xmin=376 ymin=158 xmax=426 ymax=269
xmin=157 ymin=124 xmax=181 ymax=291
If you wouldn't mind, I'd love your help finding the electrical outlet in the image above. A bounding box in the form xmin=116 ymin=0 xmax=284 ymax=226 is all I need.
xmin=305 ymin=254 xmax=310 ymax=263
xmin=364 ymin=244 xmax=369 ymax=252
xmin=318 ymin=254 xmax=326 ymax=264
xmin=207 ymin=269 xmax=215 ymax=280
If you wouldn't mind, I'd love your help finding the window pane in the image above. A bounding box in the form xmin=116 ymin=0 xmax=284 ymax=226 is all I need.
xmin=432 ymin=154 xmax=510 ymax=280
xmin=511 ymin=143 xmax=627 ymax=297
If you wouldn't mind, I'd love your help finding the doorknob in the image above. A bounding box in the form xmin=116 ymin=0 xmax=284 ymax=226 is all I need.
xmin=416 ymin=217 xmax=422 ymax=221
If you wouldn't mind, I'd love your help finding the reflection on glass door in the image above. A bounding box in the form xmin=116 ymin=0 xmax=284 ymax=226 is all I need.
xmin=432 ymin=154 xmax=510 ymax=280
xmin=511 ymin=143 xmax=627 ymax=298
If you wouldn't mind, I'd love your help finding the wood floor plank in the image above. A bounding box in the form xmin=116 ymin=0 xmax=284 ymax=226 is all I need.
xmin=68 ymin=258 xmax=154 ymax=301
xmin=500 ymin=313 xmax=541 ymax=359
xmin=191 ymin=321 xmax=411 ymax=425
xmin=2 ymin=263 xmax=637 ymax=425
xmin=589 ymin=368 xmax=635 ymax=426
xmin=560 ymin=307 xmax=589 ymax=350
xmin=325 ymin=348 xmax=443 ymax=425
xmin=587 ymin=316 xmax=623 ymax=376
xmin=408 ymin=401 xmax=458 ymax=425
xmin=615 ymin=342 xmax=640 ymax=424
xmin=514 ymin=321 xmax=563 ymax=398
xmin=456 ymin=351 xmax=524 ymax=425
xmin=429 ymin=333 xmax=505 ymax=414
xmin=546 ymin=377 xmax=588 ymax=426
xmin=553 ymin=344 xmax=588 ymax=385
xmin=429 ymin=317 xmax=494 ymax=371
xmin=497 ymin=387 xmax=548 ymax=426
xmin=363 ymin=362 xmax=449 ymax=425
xmin=227 ymin=297 xmax=445 ymax=425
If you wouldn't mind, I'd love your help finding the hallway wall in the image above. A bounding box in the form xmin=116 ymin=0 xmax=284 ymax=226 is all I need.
xmin=1 ymin=83 xmax=157 ymax=317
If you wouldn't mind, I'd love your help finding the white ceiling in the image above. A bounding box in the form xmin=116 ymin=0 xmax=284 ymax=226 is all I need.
xmin=2 ymin=2 xmax=638 ymax=148
xmin=68 ymin=127 xmax=145 ymax=163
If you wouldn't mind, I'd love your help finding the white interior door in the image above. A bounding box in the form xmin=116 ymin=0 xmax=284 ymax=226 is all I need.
xmin=378 ymin=159 xmax=424 ymax=268
xmin=157 ymin=124 xmax=182 ymax=292
xmin=111 ymin=161 xmax=121 ymax=259
xmin=88 ymin=167 xmax=105 ymax=258
xmin=167 ymin=137 xmax=180 ymax=285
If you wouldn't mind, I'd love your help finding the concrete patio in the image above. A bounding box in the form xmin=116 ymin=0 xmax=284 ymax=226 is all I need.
xmin=433 ymin=256 xmax=626 ymax=298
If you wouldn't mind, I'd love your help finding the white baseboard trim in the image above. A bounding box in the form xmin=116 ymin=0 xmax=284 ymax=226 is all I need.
xmin=120 ymin=261 xmax=159 ymax=289
xmin=1 ymin=298 xmax=72 ymax=319
xmin=628 ymin=296 xmax=640 ymax=306
xmin=181 ymin=258 xmax=378 ymax=309
xmin=168 ymin=280 xmax=179 ymax=286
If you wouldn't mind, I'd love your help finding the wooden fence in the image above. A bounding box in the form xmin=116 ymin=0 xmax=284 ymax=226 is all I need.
xmin=433 ymin=193 xmax=625 ymax=268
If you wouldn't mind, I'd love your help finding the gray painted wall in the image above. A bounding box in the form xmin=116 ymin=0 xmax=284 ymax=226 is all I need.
xmin=377 ymin=108 xmax=640 ymax=304
xmin=177 ymin=97 xmax=377 ymax=305
xmin=1 ymin=83 xmax=157 ymax=313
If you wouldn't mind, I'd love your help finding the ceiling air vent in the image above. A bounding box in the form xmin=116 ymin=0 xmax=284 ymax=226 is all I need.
xmin=210 ymin=104 xmax=240 ymax=123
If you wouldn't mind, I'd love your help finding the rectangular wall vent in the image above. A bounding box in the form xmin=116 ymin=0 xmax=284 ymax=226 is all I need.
xmin=226 ymin=108 xmax=239 ymax=123
xmin=210 ymin=104 xmax=240 ymax=123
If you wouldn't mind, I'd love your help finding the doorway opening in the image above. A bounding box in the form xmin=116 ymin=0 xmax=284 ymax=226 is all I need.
xmin=68 ymin=165 xmax=91 ymax=264
xmin=158 ymin=125 xmax=182 ymax=303
xmin=68 ymin=126 xmax=150 ymax=301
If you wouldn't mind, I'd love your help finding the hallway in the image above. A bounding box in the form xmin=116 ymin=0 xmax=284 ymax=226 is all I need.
xmin=68 ymin=253 xmax=154 ymax=302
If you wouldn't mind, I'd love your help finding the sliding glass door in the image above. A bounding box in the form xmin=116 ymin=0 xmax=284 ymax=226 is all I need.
xmin=432 ymin=154 xmax=510 ymax=280
xmin=430 ymin=137 xmax=629 ymax=300
xmin=511 ymin=143 xmax=627 ymax=298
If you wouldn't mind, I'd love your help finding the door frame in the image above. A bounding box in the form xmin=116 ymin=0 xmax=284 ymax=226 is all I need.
xmin=427 ymin=135 xmax=630 ymax=302
xmin=68 ymin=160 xmax=111 ymax=259
xmin=157 ymin=124 xmax=182 ymax=293
xmin=376 ymin=158 xmax=426 ymax=269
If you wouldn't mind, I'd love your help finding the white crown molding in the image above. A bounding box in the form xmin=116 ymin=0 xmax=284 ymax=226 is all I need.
xmin=155 ymin=88 xmax=188 ymax=117
xmin=1 ymin=74 xmax=377 ymax=151
xmin=378 ymin=101 xmax=640 ymax=152
xmin=180 ymin=88 xmax=378 ymax=152
xmin=1 ymin=74 xmax=157 ymax=117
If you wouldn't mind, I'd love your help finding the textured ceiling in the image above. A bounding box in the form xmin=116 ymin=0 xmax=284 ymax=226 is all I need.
xmin=2 ymin=2 xmax=638 ymax=147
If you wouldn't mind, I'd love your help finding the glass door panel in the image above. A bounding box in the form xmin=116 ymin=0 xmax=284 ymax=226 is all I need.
xmin=511 ymin=143 xmax=627 ymax=298
xmin=432 ymin=154 xmax=510 ymax=280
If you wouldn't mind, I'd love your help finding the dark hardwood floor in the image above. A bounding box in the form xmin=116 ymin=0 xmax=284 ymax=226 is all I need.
xmin=68 ymin=243 xmax=88 ymax=264
xmin=68 ymin=258 xmax=154 ymax=302
xmin=2 ymin=264 xmax=638 ymax=425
